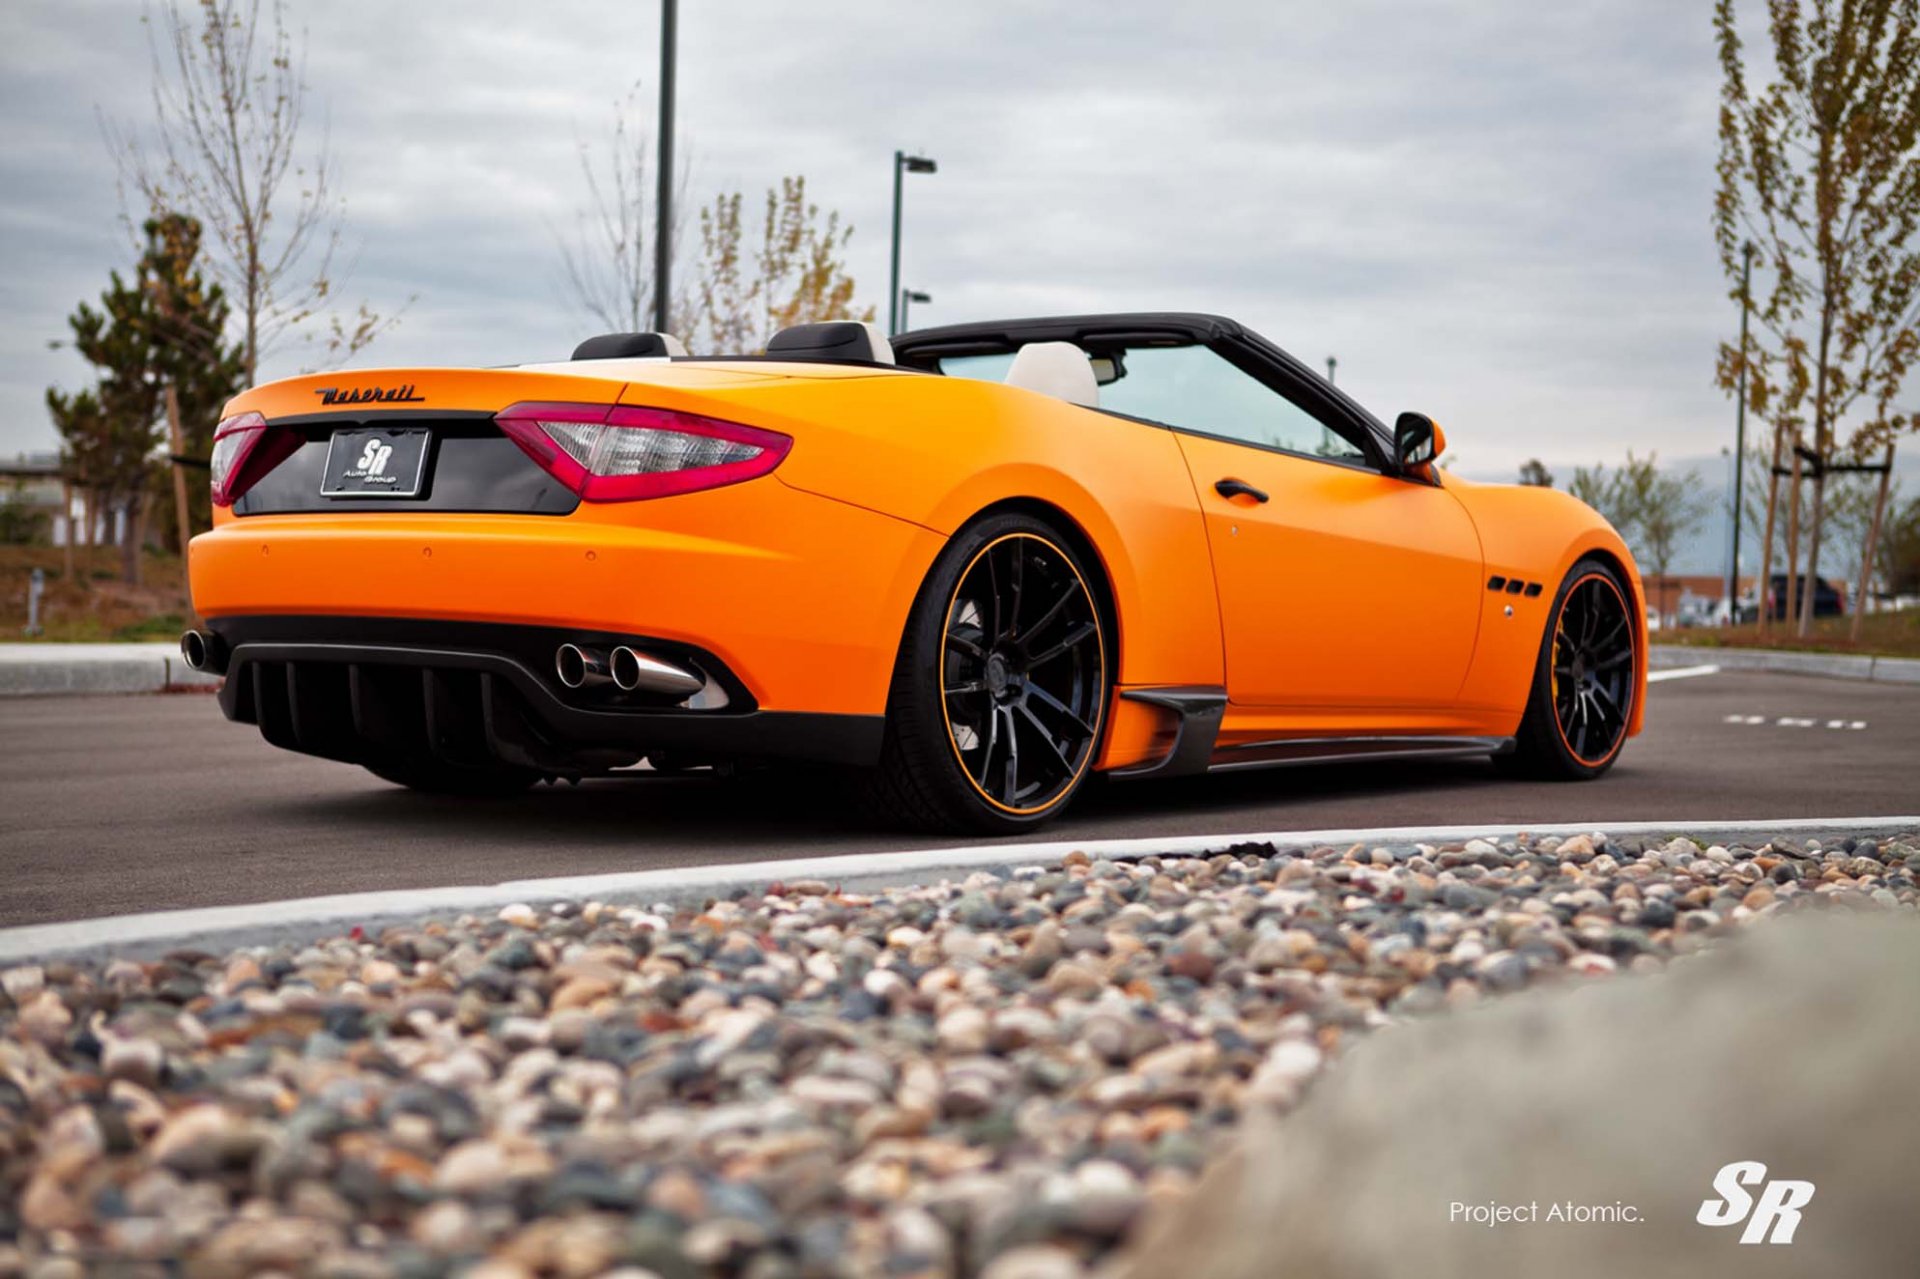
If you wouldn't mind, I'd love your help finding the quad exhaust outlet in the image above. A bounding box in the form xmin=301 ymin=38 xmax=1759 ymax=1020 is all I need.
xmin=554 ymin=642 xmax=704 ymax=698
xmin=553 ymin=643 xmax=612 ymax=689
xmin=609 ymin=645 xmax=706 ymax=696
xmin=179 ymin=629 xmax=224 ymax=673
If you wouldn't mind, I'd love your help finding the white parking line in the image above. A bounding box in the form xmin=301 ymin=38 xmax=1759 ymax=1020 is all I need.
xmin=1 ymin=816 xmax=1914 ymax=966
xmin=1722 ymin=714 xmax=1868 ymax=730
xmin=1648 ymin=664 xmax=1720 ymax=683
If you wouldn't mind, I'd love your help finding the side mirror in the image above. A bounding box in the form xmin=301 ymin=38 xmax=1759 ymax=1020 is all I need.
xmin=1395 ymin=412 xmax=1445 ymax=472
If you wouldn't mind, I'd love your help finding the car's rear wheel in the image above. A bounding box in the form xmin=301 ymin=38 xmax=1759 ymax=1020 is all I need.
xmin=1499 ymin=557 xmax=1637 ymax=780
xmin=363 ymin=758 xmax=542 ymax=796
xmin=862 ymin=513 xmax=1110 ymax=833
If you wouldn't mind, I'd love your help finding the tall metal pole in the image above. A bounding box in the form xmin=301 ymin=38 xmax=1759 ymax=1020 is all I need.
xmin=1325 ymin=356 xmax=1337 ymax=385
xmin=888 ymin=151 xmax=904 ymax=336
xmin=1726 ymin=241 xmax=1753 ymax=623
xmin=651 ymin=0 xmax=677 ymax=335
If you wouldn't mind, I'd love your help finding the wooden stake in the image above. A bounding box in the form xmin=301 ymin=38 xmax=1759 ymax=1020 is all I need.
xmin=1851 ymin=444 xmax=1896 ymax=643
xmin=1757 ymin=422 xmax=1786 ymax=636
xmin=1784 ymin=437 xmax=1804 ymax=628
xmin=164 ymin=383 xmax=194 ymax=618
xmin=60 ymin=479 xmax=73 ymax=582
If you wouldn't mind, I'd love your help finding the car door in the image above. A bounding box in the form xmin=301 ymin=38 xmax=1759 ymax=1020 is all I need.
xmin=1098 ymin=343 xmax=1483 ymax=714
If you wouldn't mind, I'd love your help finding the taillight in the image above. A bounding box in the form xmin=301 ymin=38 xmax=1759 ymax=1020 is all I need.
xmin=210 ymin=411 xmax=300 ymax=507
xmin=494 ymin=402 xmax=792 ymax=502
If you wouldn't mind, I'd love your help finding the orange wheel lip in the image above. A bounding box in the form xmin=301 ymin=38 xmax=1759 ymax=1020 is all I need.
xmin=938 ymin=532 xmax=1107 ymax=817
xmin=1550 ymin=570 xmax=1635 ymax=769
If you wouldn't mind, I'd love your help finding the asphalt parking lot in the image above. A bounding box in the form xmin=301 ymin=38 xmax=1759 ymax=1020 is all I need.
xmin=0 ymin=668 xmax=1914 ymax=926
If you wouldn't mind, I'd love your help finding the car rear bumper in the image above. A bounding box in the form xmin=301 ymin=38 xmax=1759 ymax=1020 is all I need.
xmin=187 ymin=478 xmax=945 ymax=718
xmin=204 ymin=615 xmax=884 ymax=773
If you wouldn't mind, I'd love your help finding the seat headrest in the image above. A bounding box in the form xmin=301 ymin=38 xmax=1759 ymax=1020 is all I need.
xmin=1004 ymin=341 xmax=1098 ymax=408
xmin=571 ymin=332 xmax=688 ymax=360
xmin=765 ymin=321 xmax=893 ymax=365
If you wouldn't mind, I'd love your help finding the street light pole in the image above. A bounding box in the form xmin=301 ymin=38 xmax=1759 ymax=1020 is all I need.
xmin=651 ymin=0 xmax=677 ymax=335
xmin=888 ymin=151 xmax=937 ymax=336
xmin=1726 ymin=240 xmax=1753 ymax=624
xmin=901 ymin=289 xmax=930 ymax=332
xmin=1325 ymin=355 xmax=1337 ymax=385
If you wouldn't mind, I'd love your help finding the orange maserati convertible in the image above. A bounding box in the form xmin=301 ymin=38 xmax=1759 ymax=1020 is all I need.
xmin=184 ymin=313 xmax=1645 ymax=832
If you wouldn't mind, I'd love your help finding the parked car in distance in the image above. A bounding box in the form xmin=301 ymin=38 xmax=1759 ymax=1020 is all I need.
xmin=1762 ymin=574 xmax=1844 ymax=621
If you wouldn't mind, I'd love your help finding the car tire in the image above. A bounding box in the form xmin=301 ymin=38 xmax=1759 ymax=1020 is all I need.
xmin=1497 ymin=556 xmax=1638 ymax=781
xmin=861 ymin=513 xmax=1112 ymax=834
xmin=363 ymin=758 xmax=542 ymax=796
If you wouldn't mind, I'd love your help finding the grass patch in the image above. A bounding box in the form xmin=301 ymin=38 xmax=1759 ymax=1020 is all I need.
xmin=1662 ymin=609 xmax=1920 ymax=660
xmin=0 ymin=544 xmax=192 ymax=642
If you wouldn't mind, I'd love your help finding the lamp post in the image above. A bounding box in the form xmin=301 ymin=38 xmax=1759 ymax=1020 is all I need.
xmin=1325 ymin=355 xmax=1337 ymax=385
xmin=900 ymin=289 xmax=931 ymax=332
xmin=651 ymin=0 xmax=677 ymax=335
xmin=889 ymin=151 xmax=937 ymax=335
xmin=1726 ymin=240 xmax=1753 ymax=625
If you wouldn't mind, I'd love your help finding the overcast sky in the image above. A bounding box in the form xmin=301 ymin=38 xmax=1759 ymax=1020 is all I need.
xmin=4 ymin=0 xmax=1753 ymax=480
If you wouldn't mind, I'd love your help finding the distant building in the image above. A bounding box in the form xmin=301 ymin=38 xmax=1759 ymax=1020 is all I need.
xmin=1643 ymin=572 xmax=1847 ymax=628
xmin=0 ymin=453 xmax=118 ymax=546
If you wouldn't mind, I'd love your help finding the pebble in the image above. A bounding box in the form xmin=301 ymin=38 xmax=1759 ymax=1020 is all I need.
xmin=100 ymin=1035 xmax=165 ymax=1087
xmin=0 ymin=827 xmax=1910 ymax=1277
xmin=981 ymin=1244 xmax=1087 ymax=1279
xmin=937 ymin=1005 xmax=991 ymax=1055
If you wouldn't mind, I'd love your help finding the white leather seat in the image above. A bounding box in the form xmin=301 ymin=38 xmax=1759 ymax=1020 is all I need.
xmin=856 ymin=322 xmax=894 ymax=364
xmin=1004 ymin=341 xmax=1098 ymax=408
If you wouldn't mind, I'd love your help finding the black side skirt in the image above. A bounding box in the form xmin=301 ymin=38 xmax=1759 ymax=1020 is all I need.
xmin=1109 ymin=685 xmax=1511 ymax=778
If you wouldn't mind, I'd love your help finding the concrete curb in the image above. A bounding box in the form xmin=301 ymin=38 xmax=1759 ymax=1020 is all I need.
xmin=1650 ymin=643 xmax=1920 ymax=685
xmin=0 ymin=642 xmax=220 ymax=696
xmin=1 ymin=816 xmax=1912 ymax=966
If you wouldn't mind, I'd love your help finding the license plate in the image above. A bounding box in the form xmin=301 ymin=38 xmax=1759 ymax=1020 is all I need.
xmin=319 ymin=427 xmax=431 ymax=498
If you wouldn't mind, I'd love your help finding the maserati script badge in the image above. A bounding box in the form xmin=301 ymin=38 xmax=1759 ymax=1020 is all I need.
xmin=313 ymin=384 xmax=426 ymax=406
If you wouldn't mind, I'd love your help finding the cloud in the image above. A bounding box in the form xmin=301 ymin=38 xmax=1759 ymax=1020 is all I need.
xmin=3 ymin=0 xmax=1740 ymax=477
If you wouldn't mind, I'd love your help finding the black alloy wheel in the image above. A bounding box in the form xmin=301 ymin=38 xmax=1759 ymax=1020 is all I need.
xmin=1501 ymin=557 xmax=1637 ymax=780
xmin=939 ymin=531 xmax=1106 ymax=815
xmin=863 ymin=514 xmax=1110 ymax=832
xmin=1551 ymin=571 xmax=1635 ymax=766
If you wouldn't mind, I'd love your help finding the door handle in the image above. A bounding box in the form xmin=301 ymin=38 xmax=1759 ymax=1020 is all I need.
xmin=1214 ymin=478 xmax=1269 ymax=503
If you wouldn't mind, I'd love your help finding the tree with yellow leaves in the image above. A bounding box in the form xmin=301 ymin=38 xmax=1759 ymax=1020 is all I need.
xmin=684 ymin=176 xmax=873 ymax=354
xmin=1714 ymin=0 xmax=1920 ymax=636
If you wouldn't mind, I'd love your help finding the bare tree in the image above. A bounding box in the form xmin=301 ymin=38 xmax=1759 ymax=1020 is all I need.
xmin=1616 ymin=453 xmax=1711 ymax=623
xmin=110 ymin=0 xmax=389 ymax=382
xmin=1714 ymin=0 xmax=1920 ymax=637
xmin=555 ymin=86 xmax=691 ymax=336
xmin=1569 ymin=454 xmax=1709 ymax=622
xmin=1568 ymin=463 xmax=1629 ymax=531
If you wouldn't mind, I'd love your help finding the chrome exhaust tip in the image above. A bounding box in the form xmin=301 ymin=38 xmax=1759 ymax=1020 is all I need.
xmin=555 ymin=643 xmax=612 ymax=689
xmin=179 ymin=629 xmax=219 ymax=672
xmin=609 ymin=645 xmax=706 ymax=696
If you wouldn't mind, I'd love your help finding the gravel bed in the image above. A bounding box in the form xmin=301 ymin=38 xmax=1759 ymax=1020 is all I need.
xmin=2 ymin=829 xmax=1916 ymax=1279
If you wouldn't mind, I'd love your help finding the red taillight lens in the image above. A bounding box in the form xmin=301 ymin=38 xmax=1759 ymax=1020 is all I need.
xmin=494 ymin=402 xmax=793 ymax=502
xmin=210 ymin=411 xmax=300 ymax=507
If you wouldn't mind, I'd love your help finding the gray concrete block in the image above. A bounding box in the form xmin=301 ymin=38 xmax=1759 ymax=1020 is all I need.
xmin=0 ymin=643 xmax=221 ymax=696
xmin=1870 ymin=655 xmax=1920 ymax=684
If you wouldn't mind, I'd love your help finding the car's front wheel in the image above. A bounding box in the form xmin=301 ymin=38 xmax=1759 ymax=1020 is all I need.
xmin=1499 ymin=556 xmax=1638 ymax=780
xmin=862 ymin=513 xmax=1111 ymax=833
